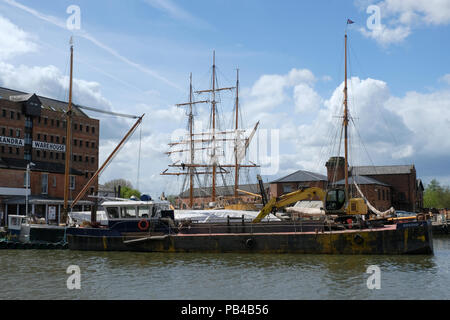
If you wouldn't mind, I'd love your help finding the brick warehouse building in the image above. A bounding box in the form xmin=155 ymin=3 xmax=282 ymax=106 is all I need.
xmin=0 ymin=87 xmax=99 ymax=226
xmin=269 ymin=156 xmax=424 ymax=213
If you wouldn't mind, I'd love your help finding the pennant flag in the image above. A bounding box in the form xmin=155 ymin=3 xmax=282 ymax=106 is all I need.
xmin=347 ymin=19 xmax=355 ymax=24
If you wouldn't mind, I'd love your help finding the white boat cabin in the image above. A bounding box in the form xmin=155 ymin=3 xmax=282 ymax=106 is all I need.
xmin=103 ymin=200 xmax=171 ymax=221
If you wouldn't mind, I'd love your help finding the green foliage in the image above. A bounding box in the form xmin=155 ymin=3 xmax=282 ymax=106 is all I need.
xmin=120 ymin=186 xmax=141 ymax=199
xmin=423 ymin=179 xmax=450 ymax=209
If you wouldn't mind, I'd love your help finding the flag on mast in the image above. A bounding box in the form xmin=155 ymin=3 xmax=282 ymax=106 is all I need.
xmin=347 ymin=19 xmax=355 ymax=24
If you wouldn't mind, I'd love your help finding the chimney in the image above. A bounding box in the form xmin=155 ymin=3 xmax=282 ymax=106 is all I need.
xmin=326 ymin=156 xmax=347 ymax=185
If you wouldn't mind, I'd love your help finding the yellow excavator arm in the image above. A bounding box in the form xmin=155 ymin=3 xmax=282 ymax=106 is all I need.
xmin=252 ymin=187 xmax=326 ymax=223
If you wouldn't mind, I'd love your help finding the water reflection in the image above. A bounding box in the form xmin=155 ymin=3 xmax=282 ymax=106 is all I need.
xmin=0 ymin=238 xmax=449 ymax=300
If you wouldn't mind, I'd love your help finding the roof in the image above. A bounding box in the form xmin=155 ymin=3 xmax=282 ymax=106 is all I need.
xmin=2 ymin=195 xmax=93 ymax=205
xmin=270 ymin=170 xmax=327 ymax=183
xmin=335 ymin=175 xmax=390 ymax=187
xmin=178 ymin=183 xmax=269 ymax=199
xmin=350 ymin=165 xmax=415 ymax=176
xmin=0 ymin=87 xmax=90 ymax=118
xmin=0 ymin=157 xmax=83 ymax=175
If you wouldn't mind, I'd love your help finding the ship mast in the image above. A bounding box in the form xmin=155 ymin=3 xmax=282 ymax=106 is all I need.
xmin=234 ymin=68 xmax=239 ymax=199
xmin=211 ymin=52 xmax=217 ymax=202
xmin=62 ymin=38 xmax=74 ymax=224
xmin=344 ymin=32 xmax=349 ymax=199
xmin=189 ymin=73 xmax=195 ymax=208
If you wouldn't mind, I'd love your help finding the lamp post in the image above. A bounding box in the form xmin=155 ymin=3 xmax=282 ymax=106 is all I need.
xmin=25 ymin=162 xmax=35 ymax=221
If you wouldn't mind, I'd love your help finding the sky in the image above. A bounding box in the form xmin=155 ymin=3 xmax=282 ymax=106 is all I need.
xmin=0 ymin=0 xmax=449 ymax=197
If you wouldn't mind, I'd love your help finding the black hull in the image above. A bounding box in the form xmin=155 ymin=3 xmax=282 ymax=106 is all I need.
xmin=67 ymin=220 xmax=433 ymax=255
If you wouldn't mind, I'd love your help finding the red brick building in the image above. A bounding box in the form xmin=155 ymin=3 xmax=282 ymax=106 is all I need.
xmin=269 ymin=156 xmax=424 ymax=213
xmin=0 ymin=87 xmax=99 ymax=225
xmin=269 ymin=170 xmax=328 ymax=198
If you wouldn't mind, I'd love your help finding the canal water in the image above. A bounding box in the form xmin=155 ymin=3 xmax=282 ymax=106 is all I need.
xmin=1 ymin=237 xmax=450 ymax=300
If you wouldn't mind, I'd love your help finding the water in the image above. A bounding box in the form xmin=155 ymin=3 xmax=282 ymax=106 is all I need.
xmin=1 ymin=237 xmax=450 ymax=300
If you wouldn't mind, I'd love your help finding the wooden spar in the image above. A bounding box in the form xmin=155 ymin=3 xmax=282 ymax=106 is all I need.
xmin=344 ymin=32 xmax=349 ymax=199
xmin=169 ymin=164 xmax=258 ymax=168
xmin=212 ymin=51 xmax=216 ymax=203
xmin=234 ymin=68 xmax=239 ymax=199
xmin=70 ymin=114 xmax=145 ymax=209
xmin=62 ymin=40 xmax=74 ymax=224
xmin=189 ymin=73 xmax=194 ymax=209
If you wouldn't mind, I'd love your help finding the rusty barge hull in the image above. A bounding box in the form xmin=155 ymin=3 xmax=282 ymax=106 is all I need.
xmin=67 ymin=220 xmax=433 ymax=255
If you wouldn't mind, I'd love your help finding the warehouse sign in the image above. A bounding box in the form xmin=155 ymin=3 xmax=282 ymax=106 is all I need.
xmin=32 ymin=141 xmax=66 ymax=152
xmin=0 ymin=136 xmax=24 ymax=147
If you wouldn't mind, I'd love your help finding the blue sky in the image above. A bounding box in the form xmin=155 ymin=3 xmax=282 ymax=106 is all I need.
xmin=0 ymin=0 xmax=449 ymax=196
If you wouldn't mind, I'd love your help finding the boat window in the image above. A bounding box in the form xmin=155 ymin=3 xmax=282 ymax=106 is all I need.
xmin=138 ymin=206 xmax=150 ymax=218
xmin=326 ymin=191 xmax=336 ymax=202
xmin=151 ymin=206 xmax=157 ymax=218
xmin=338 ymin=190 xmax=345 ymax=202
xmin=120 ymin=206 xmax=137 ymax=218
xmin=106 ymin=207 xmax=120 ymax=219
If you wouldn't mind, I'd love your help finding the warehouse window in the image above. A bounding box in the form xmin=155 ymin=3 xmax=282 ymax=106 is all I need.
xmin=10 ymin=111 xmax=14 ymax=119
xmin=41 ymin=174 xmax=48 ymax=194
xmin=69 ymin=176 xmax=75 ymax=190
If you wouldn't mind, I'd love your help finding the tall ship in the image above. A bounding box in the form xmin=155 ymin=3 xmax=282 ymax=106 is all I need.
xmin=162 ymin=51 xmax=260 ymax=212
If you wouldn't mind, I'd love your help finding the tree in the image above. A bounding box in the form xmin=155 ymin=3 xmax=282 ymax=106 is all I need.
xmin=103 ymin=179 xmax=133 ymax=190
xmin=424 ymin=179 xmax=450 ymax=209
xmin=120 ymin=186 xmax=141 ymax=199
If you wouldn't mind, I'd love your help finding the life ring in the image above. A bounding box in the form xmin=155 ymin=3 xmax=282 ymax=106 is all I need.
xmin=245 ymin=238 xmax=254 ymax=248
xmin=346 ymin=218 xmax=353 ymax=229
xmin=138 ymin=219 xmax=150 ymax=231
xmin=354 ymin=234 xmax=364 ymax=245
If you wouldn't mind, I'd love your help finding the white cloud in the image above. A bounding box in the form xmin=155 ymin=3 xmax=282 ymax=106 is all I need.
xmin=293 ymin=84 xmax=322 ymax=113
xmin=439 ymin=74 xmax=450 ymax=85
xmin=243 ymin=68 xmax=321 ymax=115
xmin=358 ymin=24 xmax=411 ymax=46
xmin=0 ymin=15 xmax=37 ymax=60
